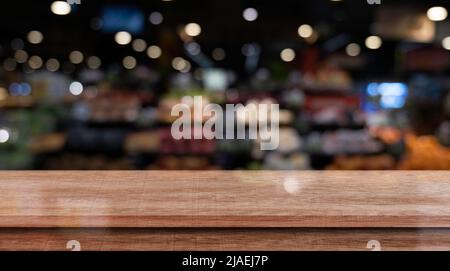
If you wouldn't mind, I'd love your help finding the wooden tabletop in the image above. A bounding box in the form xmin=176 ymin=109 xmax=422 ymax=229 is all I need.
xmin=0 ymin=171 xmax=449 ymax=228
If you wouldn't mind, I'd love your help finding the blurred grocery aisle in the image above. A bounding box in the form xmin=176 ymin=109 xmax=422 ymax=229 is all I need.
xmin=0 ymin=0 xmax=449 ymax=170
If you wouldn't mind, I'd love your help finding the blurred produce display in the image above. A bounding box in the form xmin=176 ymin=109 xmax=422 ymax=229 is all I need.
xmin=327 ymin=155 xmax=396 ymax=170
xmin=398 ymin=134 xmax=450 ymax=170
xmin=0 ymin=0 xmax=449 ymax=170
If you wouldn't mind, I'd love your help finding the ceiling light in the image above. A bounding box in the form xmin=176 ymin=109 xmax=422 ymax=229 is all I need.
xmin=69 ymin=50 xmax=84 ymax=64
xmin=298 ymin=24 xmax=313 ymax=38
xmin=14 ymin=50 xmax=28 ymax=63
xmin=87 ymin=56 xmax=101 ymax=69
xmin=123 ymin=56 xmax=137 ymax=70
xmin=365 ymin=35 xmax=382 ymax=49
xmin=28 ymin=56 xmax=43 ymax=69
xmin=147 ymin=45 xmax=162 ymax=59
xmin=149 ymin=12 xmax=163 ymax=25
xmin=115 ymin=31 xmax=132 ymax=45
xmin=346 ymin=43 xmax=361 ymax=57
xmin=427 ymin=6 xmax=448 ymax=22
xmin=132 ymin=39 xmax=147 ymax=52
xmin=0 ymin=128 xmax=10 ymax=144
xmin=212 ymin=48 xmax=226 ymax=61
xmin=180 ymin=61 xmax=191 ymax=73
xmin=27 ymin=31 xmax=44 ymax=44
xmin=185 ymin=23 xmax=201 ymax=37
xmin=185 ymin=42 xmax=201 ymax=55
xmin=46 ymin=58 xmax=60 ymax=72
xmin=172 ymin=57 xmax=188 ymax=71
xmin=280 ymin=48 xmax=296 ymax=62
xmin=51 ymin=1 xmax=71 ymax=15
xmin=69 ymin=81 xmax=84 ymax=96
xmin=443 ymin=37 xmax=450 ymax=50
xmin=243 ymin=8 xmax=258 ymax=22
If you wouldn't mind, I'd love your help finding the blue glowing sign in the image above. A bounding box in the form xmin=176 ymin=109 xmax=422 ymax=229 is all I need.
xmin=366 ymin=82 xmax=408 ymax=109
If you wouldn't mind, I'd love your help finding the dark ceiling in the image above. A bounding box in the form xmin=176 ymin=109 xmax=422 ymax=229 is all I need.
xmin=0 ymin=0 xmax=449 ymax=72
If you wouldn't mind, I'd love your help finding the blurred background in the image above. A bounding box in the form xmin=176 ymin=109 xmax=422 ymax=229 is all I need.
xmin=0 ymin=0 xmax=449 ymax=170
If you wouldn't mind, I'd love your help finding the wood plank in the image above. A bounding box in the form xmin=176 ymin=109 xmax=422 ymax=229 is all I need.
xmin=0 ymin=171 xmax=449 ymax=228
xmin=0 ymin=228 xmax=450 ymax=251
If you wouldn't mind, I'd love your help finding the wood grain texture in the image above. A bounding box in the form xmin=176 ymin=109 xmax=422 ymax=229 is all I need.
xmin=1 ymin=228 xmax=450 ymax=251
xmin=0 ymin=171 xmax=449 ymax=228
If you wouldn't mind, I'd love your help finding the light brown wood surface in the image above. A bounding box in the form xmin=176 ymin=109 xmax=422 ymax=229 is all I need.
xmin=0 ymin=171 xmax=449 ymax=228
xmin=1 ymin=228 xmax=450 ymax=251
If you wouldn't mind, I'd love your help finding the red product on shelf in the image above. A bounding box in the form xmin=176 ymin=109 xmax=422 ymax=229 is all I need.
xmin=157 ymin=128 xmax=216 ymax=155
xmin=304 ymin=95 xmax=360 ymax=113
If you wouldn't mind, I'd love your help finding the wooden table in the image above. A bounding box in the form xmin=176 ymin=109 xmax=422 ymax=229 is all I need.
xmin=0 ymin=171 xmax=449 ymax=251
